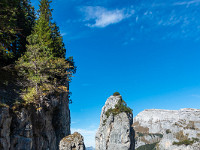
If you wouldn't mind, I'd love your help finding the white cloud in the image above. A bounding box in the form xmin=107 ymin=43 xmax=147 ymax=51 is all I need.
xmin=80 ymin=6 xmax=134 ymax=28
xmin=173 ymin=0 xmax=200 ymax=6
xmin=71 ymin=128 xmax=97 ymax=147
xmin=61 ymin=32 xmax=67 ymax=36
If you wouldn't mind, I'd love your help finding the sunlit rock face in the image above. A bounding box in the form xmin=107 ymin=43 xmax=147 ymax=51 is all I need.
xmin=95 ymin=95 xmax=134 ymax=150
xmin=59 ymin=132 xmax=85 ymax=150
xmin=133 ymin=108 xmax=200 ymax=150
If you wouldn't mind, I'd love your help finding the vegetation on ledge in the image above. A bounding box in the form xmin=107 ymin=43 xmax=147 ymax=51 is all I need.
xmin=113 ymin=92 xmax=120 ymax=96
xmin=0 ymin=0 xmax=76 ymax=106
xmin=136 ymin=142 xmax=158 ymax=150
xmin=173 ymin=138 xmax=199 ymax=146
xmin=105 ymin=94 xmax=132 ymax=118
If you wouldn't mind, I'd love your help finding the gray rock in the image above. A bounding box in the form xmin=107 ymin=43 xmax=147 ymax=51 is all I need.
xmin=133 ymin=108 xmax=200 ymax=150
xmin=0 ymin=89 xmax=70 ymax=150
xmin=95 ymin=95 xmax=134 ymax=150
xmin=59 ymin=132 xmax=85 ymax=150
xmin=0 ymin=107 xmax=12 ymax=150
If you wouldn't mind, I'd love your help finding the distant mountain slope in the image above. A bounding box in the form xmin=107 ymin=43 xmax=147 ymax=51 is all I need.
xmin=133 ymin=108 xmax=200 ymax=150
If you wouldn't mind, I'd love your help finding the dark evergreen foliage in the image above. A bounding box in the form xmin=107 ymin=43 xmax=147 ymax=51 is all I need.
xmin=1 ymin=0 xmax=76 ymax=105
xmin=0 ymin=0 xmax=35 ymax=67
xmin=16 ymin=0 xmax=76 ymax=104
xmin=113 ymin=92 xmax=120 ymax=96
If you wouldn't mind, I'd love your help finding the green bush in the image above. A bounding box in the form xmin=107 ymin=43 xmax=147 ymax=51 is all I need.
xmin=105 ymin=97 xmax=132 ymax=118
xmin=136 ymin=142 xmax=158 ymax=150
xmin=113 ymin=92 xmax=120 ymax=96
xmin=166 ymin=129 xmax=171 ymax=134
xmin=173 ymin=139 xmax=194 ymax=146
xmin=192 ymin=137 xmax=199 ymax=142
xmin=136 ymin=132 xmax=163 ymax=138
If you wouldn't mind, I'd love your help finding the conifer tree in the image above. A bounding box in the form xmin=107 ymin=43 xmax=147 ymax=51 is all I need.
xmin=16 ymin=0 xmax=76 ymax=103
xmin=0 ymin=0 xmax=35 ymax=66
xmin=17 ymin=34 xmax=70 ymax=103
xmin=39 ymin=0 xmax=52 ymax=22
xmin=14 ymin=0 xmax=35 ymax=57
xmin=51 ymin=22 xmax=66 ymax=58
xmin=33 ymin=0 xmax=53 ymax=55
xmin=38 ymin=0 xmax=66 ymax=58
xmin=0 ymin=0 xmax=18 ymax=66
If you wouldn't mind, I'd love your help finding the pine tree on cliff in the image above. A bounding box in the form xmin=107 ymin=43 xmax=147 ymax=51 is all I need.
xmin=0 ymin=0 xmax=35 ymax=67
xmin=51 ymin=22 xmax=66 ymax=58
xmin=13 ymin=0 xmax=35 ymax=58
xmin=16 ymin=0 xmax=76 ymax=104
xmin=35 ymin=0 xmax=66 ymax=58
xmin=0 ymin=0 xmax=18 ymax=66
xmin=34 ymin=0 xmax=53 ymax=54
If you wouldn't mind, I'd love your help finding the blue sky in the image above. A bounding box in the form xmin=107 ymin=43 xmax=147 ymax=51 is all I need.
xmin=31 ymin=0 xmax=200 ymax=147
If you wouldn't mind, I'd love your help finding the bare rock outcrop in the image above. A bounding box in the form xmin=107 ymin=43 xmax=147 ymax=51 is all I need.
xmin=0 ymin=66 xmax=71 ymax=149
xmin=0 ymin=106 xmax=12 ymax=149
xmin=59 ymin=132 xmax=85 ymax=150
xmin=0 ymin=92 xmax=70 ymax=150
xmin=133 ymin=108 xmax=200 ymax=150
xmin=95 ymin=95 xmax=134 ymax=150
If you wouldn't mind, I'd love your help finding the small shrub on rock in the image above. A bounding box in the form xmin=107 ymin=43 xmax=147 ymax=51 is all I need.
xmin=105 ymin=96 xmax=132 ymax=118
xmin=113 ymin=92 xmax=120 ymax=96
xmin=173 ymin=139 xmax=194 ymax=146
xmin=166 ymin=129 xmax=171 ymax=134
xmin=136 ymin=142 xmax=158 ymax=150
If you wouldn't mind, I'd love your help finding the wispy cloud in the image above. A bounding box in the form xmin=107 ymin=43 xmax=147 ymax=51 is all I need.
xmin=121 ymin=0 xmax=200 ymax=42
xmin=80 ymin=6 xmax=134 ymax=28
xmin=71 ymin=128 xmax=97 ymax=147
xmin=64 ymin=0 xmax=200 ymax=41
xmin=61 ymin=32 xmax=67 ymax=36
xmin=173 ymin=0 xmax=200 ymax=6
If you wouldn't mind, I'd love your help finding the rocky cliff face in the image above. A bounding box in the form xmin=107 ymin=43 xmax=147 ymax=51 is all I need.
xmin=133 ymin=108 xmax=200 ymax=150
xmin=0 ymin=92 xmax=70 ymax=150
xmin=95 ymin=95 xmax=134 ymax=150
xmin=59 ymin=132 xmax=85 ymax=150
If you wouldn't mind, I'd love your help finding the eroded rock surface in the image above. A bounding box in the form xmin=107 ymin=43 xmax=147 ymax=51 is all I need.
xmin=95 ymin=95 xmax=134 ymax=150
xmin=0 ymin=107 xmax=12 ymax=149
xmin=0 ymin=92 xmax=70 ymax=150
xmin=59 ymin=132 xmax=85 ymax=150
xmin=133 ymin=108 xmax=200 ymax=150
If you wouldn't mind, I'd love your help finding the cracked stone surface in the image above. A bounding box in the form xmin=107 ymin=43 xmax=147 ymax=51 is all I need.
xmin=59 ymin=132 xmax=85 ymax=150
xmin=133 ymin=108 xmax=200 ymax=150
xmin=95 ymin=95 xmax=134 ymax=150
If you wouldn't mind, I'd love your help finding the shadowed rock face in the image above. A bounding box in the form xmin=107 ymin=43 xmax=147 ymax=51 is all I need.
xmin=0 ymin=92 xmax=70 ymax=150
xmin=59 ymin=132 xmax=85 ymax=150
xmin=0 ymin=67 xmax=71 ymax=150
xmin=0 ymin=107 xmax=12 ymax=150
xmin=95 ymin=95 xmax=135 ymax=150
xmin=133 ymin=108 xmax=200 ymax=150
